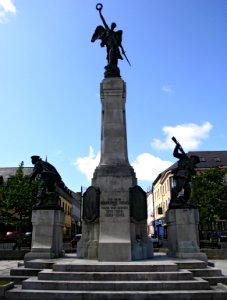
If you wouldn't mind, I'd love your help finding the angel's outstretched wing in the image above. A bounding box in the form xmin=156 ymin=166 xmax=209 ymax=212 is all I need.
xmin=91 ymin=25 xmax=106 ymax=42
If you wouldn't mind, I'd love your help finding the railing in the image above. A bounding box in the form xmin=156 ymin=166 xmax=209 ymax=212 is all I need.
xmin=0 ymin=243 xmax=15 ymax=250
xmin=200 ymin=240 xmax=221 ymax=249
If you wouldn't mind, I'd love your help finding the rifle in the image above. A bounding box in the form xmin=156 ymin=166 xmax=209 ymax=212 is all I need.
xmin=172 ymin=136 xmax=187 ymax=156
xmin=121 ymin=47 xmax=131 ymax=66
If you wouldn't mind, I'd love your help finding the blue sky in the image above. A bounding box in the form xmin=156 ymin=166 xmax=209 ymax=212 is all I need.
xmin=0 ymin=0 xmax=226 ymax=193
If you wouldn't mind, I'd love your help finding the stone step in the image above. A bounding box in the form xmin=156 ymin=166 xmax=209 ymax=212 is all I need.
xmin=53 ymin=262 xmax=178 ymax=272
xmin=203 ymin=276 xmax=227 ymax=286
xmin=0 ymin=275 xmax=28 ymax=284
xmin=24 ymin=259 xmax=57 ymax=269
xmin=6 ymin=286 xmax=227 ymax=300
xmin=38 ymin=269 xmax=194 ymax=281
xmin=187 ymin=267 xmax=227 ymax=285
xmin=174 ymin=260 xmax=207 ymax=269
xmin=21 ymin=277 xmax=210 ymax=291
xmin=188 ymin=267 xmax=223 ymax=277
xmin=5 ymin=257 xmax=227 ymax=300
xmin=10 ymin=267 xmax=41 ymax=277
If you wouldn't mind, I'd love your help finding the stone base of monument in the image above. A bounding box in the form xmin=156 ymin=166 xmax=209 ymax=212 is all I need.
xmin=98 ymin=190 xmax=131 ymax=261
xmin=77 ymin=182 xmax=154 ymax=261
xmin=166 ymin=208 xmax=207 ymax=262
xmin=131 ymin=222 xmax=154 ymax=260
xmin=24 ymin=209 xmax=64 ymax=261
xmin=77 ymin=77 xmax=153 ymax=262
xmin=99 ymin=240 xmax=131 ymax=262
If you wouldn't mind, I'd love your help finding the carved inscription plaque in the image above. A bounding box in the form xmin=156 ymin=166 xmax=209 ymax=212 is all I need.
xmin=130 ymin=185 xmax=147 ymax=223
xmin=83 ymin=186 xmax=100 ymax=223
xmin=100 ymin=191 xmax=129 ymax=220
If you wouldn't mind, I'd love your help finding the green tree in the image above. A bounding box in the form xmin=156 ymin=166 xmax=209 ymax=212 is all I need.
xmin=0 ymin=162 xmax=38 ymax=231
xmin=190 ymin=167 xmax=227 ymax=223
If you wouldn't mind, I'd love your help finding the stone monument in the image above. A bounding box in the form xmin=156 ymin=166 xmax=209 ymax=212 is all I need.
xmin=24 ymin=156 xmax=64 ymax=260
xmin=166 ymin=137 xmax=207 ymax=262
xmin=77 ymin=4 xmax=153 ymax=261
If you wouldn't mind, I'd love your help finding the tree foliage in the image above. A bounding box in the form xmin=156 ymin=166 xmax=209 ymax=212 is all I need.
xmin=0 ymin=162 xmax=38 ymax=230
xmin=190 ymin=167 xmax=227 ymax=223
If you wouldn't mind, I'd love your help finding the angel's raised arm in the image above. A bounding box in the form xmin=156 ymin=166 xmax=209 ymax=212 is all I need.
xmin=96 ymin=3 xmax=109 ymax=30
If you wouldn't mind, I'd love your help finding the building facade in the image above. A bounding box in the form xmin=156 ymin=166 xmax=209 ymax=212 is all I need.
xmin=152 ymin=151 xmax=227 ymax=239
xmin=146 ymin=191 xmax=154 ymax=237
xmin=0 ymin=166 xmax=80 ymax=239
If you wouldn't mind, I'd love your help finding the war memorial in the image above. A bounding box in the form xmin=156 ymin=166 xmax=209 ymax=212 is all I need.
xmin=4 ymin=3 xmax=227 ymax=299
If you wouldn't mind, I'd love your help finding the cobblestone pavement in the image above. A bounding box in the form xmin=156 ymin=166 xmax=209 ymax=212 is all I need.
xmin=209 ymin=259 xmax=227 ymax=276
xmin=0 ymin=260 xmax=23 ymax=275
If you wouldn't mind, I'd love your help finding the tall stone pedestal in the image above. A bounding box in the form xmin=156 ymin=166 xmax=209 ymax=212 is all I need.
xmin=98 ymin=190 xmax=131 ymax=261
xmin=24 ymin=209 xmax=64 ymax=261
xmin=77 ymin=77 xmax=153 ymax=261
xmin=166 ymin=208 xmax=207 ymax=262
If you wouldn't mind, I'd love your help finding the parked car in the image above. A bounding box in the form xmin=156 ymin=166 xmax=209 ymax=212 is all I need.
xmin=1 ymin=231 xmax=32 ymax=249
xmin=210 ymin=231 xmax=227 ymax=243
xmin=71 ymin=234 xmax=82 ymax=248
xmin=1 ymin=231 xmax=19 ymax=243
xmin=22 ymin=232 xmax=32 ymax=247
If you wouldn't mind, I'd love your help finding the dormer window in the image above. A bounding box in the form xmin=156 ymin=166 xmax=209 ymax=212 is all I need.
xmin=214 ymin=157 xmax=221 ymax=162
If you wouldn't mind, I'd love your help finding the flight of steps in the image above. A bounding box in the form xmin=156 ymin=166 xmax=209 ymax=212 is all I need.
xmin=5 ymin=258 xmax=227 ymax=300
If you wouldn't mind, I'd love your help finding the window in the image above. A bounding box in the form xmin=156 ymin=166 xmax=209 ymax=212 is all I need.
xmin=158 ymin=207 xmax=163 ymax=215
xmin=214 ymin=157 xmax=221 ymax=162
xmin=0 ymin=175 xmax=3 ymax=187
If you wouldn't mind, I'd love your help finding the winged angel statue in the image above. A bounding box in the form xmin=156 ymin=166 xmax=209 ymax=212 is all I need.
xmin=91 ymin=3 xmax=130 ymax=78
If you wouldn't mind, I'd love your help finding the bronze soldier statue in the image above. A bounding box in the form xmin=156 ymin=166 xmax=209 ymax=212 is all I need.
xmin=30 ymin=156 xmax=63 ymax=208
xmin=169 ymin=137 xmax=200 ymax=209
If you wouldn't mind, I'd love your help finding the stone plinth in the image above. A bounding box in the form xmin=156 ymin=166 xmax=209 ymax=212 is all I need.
xmin=99 ymin=77 xmax=129 ymax=166
xmin=166 ymin=208 xmax=207 ymax=262
xmin=98 ymin=191 xmax=131 ymax=261
xmin=24 ymin=209 xmax=64 ymax=261
xmin=93 ymin=78 xmax=135 ymax=261
xmin=77 ymin=77 xmax=153 ymax=261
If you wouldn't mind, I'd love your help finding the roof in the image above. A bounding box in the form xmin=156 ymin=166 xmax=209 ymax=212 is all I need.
xmin=152 ymin=150 xmax=227 ymax=188
xmin=0 ymin=166 xmax=80 ymax=201
xmin=188 ymin=151 xmax=227 ymax=169
xmin=0 ymin=167 xmax=32 ymax=182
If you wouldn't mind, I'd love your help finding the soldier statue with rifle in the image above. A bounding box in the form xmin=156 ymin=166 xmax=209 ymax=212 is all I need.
xmin=169 ymin=137 xmax=200 ymax=209
xmin=91 ymin=3 xmax=131 ymax=78
xmin=30 ymin=155 xmax=70 ymax=208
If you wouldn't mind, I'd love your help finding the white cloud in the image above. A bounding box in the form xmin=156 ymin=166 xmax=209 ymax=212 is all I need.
xmin=74 ymin=148 xmax=172 ymax=187
xmin=73 ymin=121 xmax=212 ymax=187
xmin=0 ymin=0 xmax=16 ymax=23
xmin=151 ymin=121 xmax=212 ymax=151
xmin=74 ymin=146 xmax=100 ymax=181
xmin=131 ymin=153 xmax=172 ymax=183
xmin=161 ymin=85 xmax=174 ymax=94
